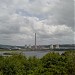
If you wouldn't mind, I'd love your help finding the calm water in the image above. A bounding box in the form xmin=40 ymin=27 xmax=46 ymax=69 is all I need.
xmin=0 ymin=50 xmax=65 ymax=58
xmin=22 ymin=51 xmax=65 ymax=58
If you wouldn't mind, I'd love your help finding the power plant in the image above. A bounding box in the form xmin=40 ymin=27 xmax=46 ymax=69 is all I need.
xmin=23 ymin=33 xmax=75 ymax=50
xmin=33 ymin=33 xmax=60 ymax=50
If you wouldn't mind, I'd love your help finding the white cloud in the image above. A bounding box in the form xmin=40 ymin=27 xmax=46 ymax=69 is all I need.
xmin=0 ymin=0 xmax=74 ymax=45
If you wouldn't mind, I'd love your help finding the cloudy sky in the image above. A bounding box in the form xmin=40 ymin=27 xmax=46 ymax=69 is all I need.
xmin=0 ymin=0 xmax=74 ymax=46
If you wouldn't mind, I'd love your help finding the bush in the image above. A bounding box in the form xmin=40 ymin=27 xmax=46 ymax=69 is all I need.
xmin=0 ymin=51 xmax=75 ymax=75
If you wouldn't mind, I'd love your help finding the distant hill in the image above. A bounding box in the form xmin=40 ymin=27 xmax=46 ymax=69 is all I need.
xmin=0 ymin=44 xmax=13 ymax=49
xmin=0 ymin=44 xmax=25 ymax=50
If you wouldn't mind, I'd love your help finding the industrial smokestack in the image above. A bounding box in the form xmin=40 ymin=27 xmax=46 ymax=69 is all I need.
xmin=35 ymin=33 xmax=37 ymax=49
xmin=35 ymin=33 xmax=36 ymax=46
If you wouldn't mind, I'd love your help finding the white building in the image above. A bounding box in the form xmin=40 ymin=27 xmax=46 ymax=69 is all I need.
xmin=28 ymin=45 xmax=31 ymax=49
xmin=50 ymin=44 xmax=54 ymax=49
xmin=55 ymin=44 xmax=59 ymax=49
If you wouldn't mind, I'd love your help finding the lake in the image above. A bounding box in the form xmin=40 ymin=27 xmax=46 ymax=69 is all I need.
xmin=0 ymin=50 xmax=65 ymax=58
xmin=22 ymin=51 xmax=65 ymax=58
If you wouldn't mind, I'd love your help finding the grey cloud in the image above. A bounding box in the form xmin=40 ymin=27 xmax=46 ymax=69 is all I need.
xmin=55 ymin=0 xmax=74 ymax=28
xmin=45 ymin=0 xmax=74 ymax=30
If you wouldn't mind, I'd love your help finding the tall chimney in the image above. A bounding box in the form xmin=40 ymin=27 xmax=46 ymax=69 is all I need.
xmin=35 ymin=33 xmax=36 ymax=49
xmin=35 ymin=33 xmax=36 ymax=46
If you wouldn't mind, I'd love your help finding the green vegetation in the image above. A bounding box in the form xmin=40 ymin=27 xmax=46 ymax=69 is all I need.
xmin=0 ymin=51 xmax=75 ymax=75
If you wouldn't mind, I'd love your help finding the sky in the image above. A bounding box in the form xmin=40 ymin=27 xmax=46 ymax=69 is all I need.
xmin=0 ymin=0 xmax=74 ymax=46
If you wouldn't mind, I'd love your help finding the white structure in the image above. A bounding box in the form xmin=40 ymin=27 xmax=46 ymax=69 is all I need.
xmin=50 ymin=44 xmax=59 ymax=49
xmin=28 ymin=45 xmax=31 ymax=49
xmin=50 ymin=44 xmax=54 ymax=49
xmin=55 ymin=44 xmax=59 ymax=49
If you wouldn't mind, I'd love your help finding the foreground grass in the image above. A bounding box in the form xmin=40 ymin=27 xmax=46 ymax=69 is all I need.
xmin=0 ymin=50 xmax=75 ymax=75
